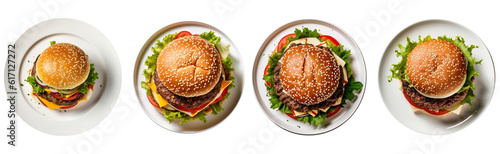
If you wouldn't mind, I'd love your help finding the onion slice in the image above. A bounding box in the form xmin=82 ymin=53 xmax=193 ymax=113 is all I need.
xmin=34 ymin=75 xmax=48 ymax=87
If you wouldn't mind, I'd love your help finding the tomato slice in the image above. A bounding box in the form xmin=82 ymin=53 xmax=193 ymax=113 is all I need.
xmin=326 ymin=106 xmax=342 ymax=117
xmin=403 ymin=92 xmax=450 ymax=116
xmin=50 ymin=92 xmax=79 ymax=101
xmin=192 ymin=34 xmax=200 ymax=37
xmin=276 ymin=33 xmax=295 ymax=52
xmin=212 ymin=87 xmax=228 ymax=104
xmin=320 ymin=35 xmax=339 ymax=46
xmin=147 ymin=94 xmax=161 ymax=109
xmin=264 ymin=64 xmax=271 ymax=86
xmin=175 ymin=31 xmax=192 ymax=39
xmin=60 ymin=103 xmax=78 ymax=109
xmin=286 ymin=113 xmax=297 ymax=120
xmin=89 ymin=84 xmax=94 ymax=90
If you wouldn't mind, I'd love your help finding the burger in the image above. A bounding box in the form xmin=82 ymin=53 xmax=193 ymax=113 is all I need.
xmin=388 ymin=35 xmax=482 ymax=116
xmin=141 ymin=31 xmax=235 ymax=124
xmin=27 ymin=41 xmax=99 ymax=110
xmin=263 ymin=28 xmax=363 ymax=126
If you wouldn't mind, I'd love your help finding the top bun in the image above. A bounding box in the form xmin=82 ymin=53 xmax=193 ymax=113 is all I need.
xmin=36 ymin=43 xmax=90 ymax=89
xmin=406 ymin=40 xmax=467 ymax=98
xmin=156 ymin=36 xmax=222 ymax=97
xmin=279 ymin=44 xmax=340 ymax=105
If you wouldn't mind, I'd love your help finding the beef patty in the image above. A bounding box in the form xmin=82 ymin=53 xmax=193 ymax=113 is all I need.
xmin=153 ymin=69 xmax=223 ymax=109
xmin=273 ymin=43 xmax=345 ymax=113
xmin=31 ymin=56 xmax=85 ymax=106
xmin=401 ymin=75 xmax=468 ymax=111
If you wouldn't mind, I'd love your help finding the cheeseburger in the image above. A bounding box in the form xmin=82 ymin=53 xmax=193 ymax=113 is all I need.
xmin=263 ymin=28 xmax=363 ymax=126
xmin=388 ymin=35 xmax=482 ymax=116
xmin=27 ymin=42 xmax=99 ymax=110
xmin=142 ymin=31 xmax=235 ymax=124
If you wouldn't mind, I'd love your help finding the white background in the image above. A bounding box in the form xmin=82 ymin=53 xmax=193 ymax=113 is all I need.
xmin=1 ymin=0 xmax=499 ymax=153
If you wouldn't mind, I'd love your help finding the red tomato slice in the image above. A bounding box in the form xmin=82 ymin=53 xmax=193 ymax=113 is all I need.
xmin=60 ymin=103 xmax=78 ymax=109
xmin=320 ymin=35 xmax=339 ymax=46
xmin=326 ymin=106 xmax=342 ymax=117
xmin=147 ymin=94 xmax=161 ymax=109
xmin=212 ymin=87 xmax=228 ymax=104
xmin=286 ymin=113 xmax=297 ymax=120
xmin=89 ymin=84 xmax=94 ymax=90
xmin=175 ymin=31 xmax=192 ymax=39
xmin=192 ymin=34 xmax=200 ymax=37
xmin=276 ymin=33 xmax=295 ymax=52
xmin=264 ymin=64 xmax=271 ymax=86
xmin=403 ymin=92 xmax=450 ymax=115
xmin=51 ymin=92 xmax=79 ymax=101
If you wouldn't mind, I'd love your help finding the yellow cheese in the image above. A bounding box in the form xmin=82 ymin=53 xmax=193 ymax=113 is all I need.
xmin=307 ymin=110 xmax=318 ymax=117
xmin=292 ymin=110 xmax=308 ymax=117
xmin=148 ymin=81 xmax=170 ymax=108
xmin=148 ymin=80 xmax=233 ymax=117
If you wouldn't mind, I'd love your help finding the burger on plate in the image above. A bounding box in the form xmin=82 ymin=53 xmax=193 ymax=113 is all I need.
xmin=141 ymin=31 xmax=235 ymax=124
xmin=27 ymin=41 xmax=99 ymax=110
xmin=388 ymin=35 xmax=482 ymax=116
xmin=263 ymin=28 xmax=363 ymax=126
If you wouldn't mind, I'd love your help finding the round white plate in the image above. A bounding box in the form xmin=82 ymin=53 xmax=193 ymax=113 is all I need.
xmin=134 ymin=21 xmax=244 ymax=133
xmin=6 ymin=18 xmax=121 ymax=136
xmin=378 ymin=19 xmax=495 ymax=135
xmin=252 ymin=19 xmax=367 ymax=135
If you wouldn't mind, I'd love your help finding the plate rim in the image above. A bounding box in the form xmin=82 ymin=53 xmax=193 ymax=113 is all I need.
xmin=133 ymin=21 xmax=244 ymax=133
xmin=252 ymin=19 xmax=367 ymax=135
xmin=378 ymin=19 xmax=496 ymax=135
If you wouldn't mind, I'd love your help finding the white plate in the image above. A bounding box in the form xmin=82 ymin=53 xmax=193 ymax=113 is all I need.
xmin=134 ymin=21 xmax=244 ymax=133
xmin=378 ymin=19 xmax=495 ymax=135
xmin=252 ymin=19 xmax=367 ymax=135
xmin=6 ymin=18 xmax=121 ymax=136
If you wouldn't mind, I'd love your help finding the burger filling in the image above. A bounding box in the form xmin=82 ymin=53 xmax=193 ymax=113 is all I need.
xmin=401 ymin=75 xmax=468 ymax=111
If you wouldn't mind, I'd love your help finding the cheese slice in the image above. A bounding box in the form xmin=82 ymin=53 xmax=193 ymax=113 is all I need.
xmin=149 ymin=80 xmax=232 ymax=117
xmin=307 ymin=110 xmax=318 ymax=117
xmin=292 ymin=109 xmax=308 ymax=117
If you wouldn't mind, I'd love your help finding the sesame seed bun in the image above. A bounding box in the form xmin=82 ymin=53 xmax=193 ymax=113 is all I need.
xmin=156 ymin=36 xmax=222 ymax=97
xmin=279 ymin=44 xmax=340 ymax=105
xmin=406 ymin=40 xmax=467 ymax=98
xmin=36 ymin=43 xmax=90 ymax=89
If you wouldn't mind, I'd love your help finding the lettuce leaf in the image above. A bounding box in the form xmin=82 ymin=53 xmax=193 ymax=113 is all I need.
xmin=142 ymin=31 xmax=235 ymax=124
xmin=288 ymin=27 xmax=321 ymax=42
xmin=27 ymin=76 xmax=47 ymax=93
xmin=387 ymin=35 xmax=482 ymax=106
xmin=78 ymin=63 xmax=99 ymax=94
xmin=263 ymin=28 xmax=363 ymax=126
xmin=199 ymin=31 xmax=221 ymax=45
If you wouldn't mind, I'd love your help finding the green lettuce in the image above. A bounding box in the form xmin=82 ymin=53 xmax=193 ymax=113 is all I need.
xmin=27 ymin=76 xmax=47 ymax=93
xmin=78 ymin=63 xmax=99 ymax=94
xmin=388 ymin=35 xmax=482 ymax=106
xmin=142 ymin=31 xmax=235 ymax=124
xmin=263 ymin=27 xmax=363 ymax=126
xmin=199 ymin=31 xmax=221 ymax=45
